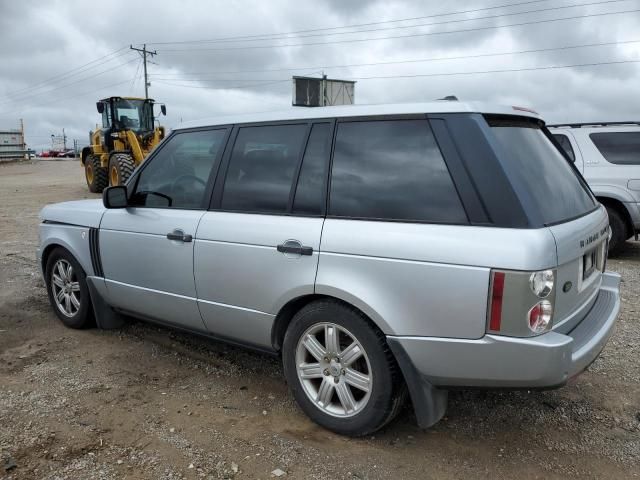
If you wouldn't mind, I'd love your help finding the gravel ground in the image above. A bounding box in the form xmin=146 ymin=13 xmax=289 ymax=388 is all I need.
xmin=0 ymin=159 xmax=639 ymax=479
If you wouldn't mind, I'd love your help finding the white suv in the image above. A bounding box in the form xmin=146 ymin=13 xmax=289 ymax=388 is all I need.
xmin=549 ymin=122 xmax=640 ymax=253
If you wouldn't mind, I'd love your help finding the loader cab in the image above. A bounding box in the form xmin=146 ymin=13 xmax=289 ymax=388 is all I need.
xmin=96 ymin=97 xmax=160 ymax=134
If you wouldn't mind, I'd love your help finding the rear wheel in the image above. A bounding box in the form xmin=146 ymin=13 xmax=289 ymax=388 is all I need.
xmin=109 ymin=153 xmax=135 ymax=186
xmin=282 ymin=300 xmax=405 ymax=436
xmin=606 ymin=206 xmax=628 ymax=256
xmin=85 ymin=154 xmax=107 ymax=193
xmin=45 ymin=248 xmax=93 ymax=329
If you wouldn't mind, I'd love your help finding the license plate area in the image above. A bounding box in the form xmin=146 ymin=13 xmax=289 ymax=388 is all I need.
xmin=582 ymin=248 xmax=598 ymax=280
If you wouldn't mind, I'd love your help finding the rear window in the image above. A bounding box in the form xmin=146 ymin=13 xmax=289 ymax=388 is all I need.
xmin=590 ymin=131 xmax=640 ymax=165
xmin=488 ymin=117 xmax=596 ymax=225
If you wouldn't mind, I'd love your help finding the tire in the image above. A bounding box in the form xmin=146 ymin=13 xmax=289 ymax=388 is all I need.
xmin=45 ymin=247 xmax=94 ymax=329
xmin=606 ymin=206 xmax=628 ymax=256
xmin=108 ymin=153 xmax=135 ymax=186
xmin=282 ymin=299 xmax=405 ymax=436
xmin=85 ymin=154 xmax=107 ymax=193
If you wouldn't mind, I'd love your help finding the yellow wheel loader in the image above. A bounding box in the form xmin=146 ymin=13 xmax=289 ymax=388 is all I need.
xmin=81 ymin=97 xmax=166 ymax=193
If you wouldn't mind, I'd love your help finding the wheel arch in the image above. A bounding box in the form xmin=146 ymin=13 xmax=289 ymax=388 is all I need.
xmin=40 ymin=228 xmax=96 ymax=279
xmin=81 ymin=147 xmax=92 ymax=164
xmin=271 ymin=292 xmax=391 ymax=353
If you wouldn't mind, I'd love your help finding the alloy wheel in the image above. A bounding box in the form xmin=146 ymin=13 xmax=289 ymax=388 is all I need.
xmin=295 ymin=322 xmax=372 ymax=417
xmin=51 ymin=259 xmax=81 ymax=318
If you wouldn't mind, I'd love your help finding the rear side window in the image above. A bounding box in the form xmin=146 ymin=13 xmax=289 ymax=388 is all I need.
xmin=221 ymin=124 xmax=308 ymax=213
xmin=552 ymin=133 xmax=575 ymax=162
xmin=489 ymin=117 xmax=596 ymax=225
xmin=590 ymin=132 xmax=640 ymax=165
xmin=329 ymin=119 xmax=467 ymax=223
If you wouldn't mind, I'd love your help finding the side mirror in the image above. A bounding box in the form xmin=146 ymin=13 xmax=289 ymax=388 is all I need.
xmin=160 ymin=104 xmax=167 ymax=116
xmin=103 ymin=186 xmax=128 ymax=209
xmin=96 ymin=102 xmax=105 ymax=114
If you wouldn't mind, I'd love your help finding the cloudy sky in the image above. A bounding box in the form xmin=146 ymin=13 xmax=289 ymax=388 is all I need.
xmin=0 ymin=0 xmax=639 ymax=151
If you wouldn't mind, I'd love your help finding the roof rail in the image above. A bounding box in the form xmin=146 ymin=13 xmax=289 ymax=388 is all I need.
xmin=547 ymin=121 xmax=640 ymax=128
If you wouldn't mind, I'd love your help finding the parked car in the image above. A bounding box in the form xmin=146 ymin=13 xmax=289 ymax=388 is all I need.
xmin=38 ymin=102 xmax=620 ymax=436
xmin=549 ymin=121 xmax=640 ymax=253
xmin=39 ymin=151 xmax=52 ymax=158
xmin=57 ymin=149 xmax=77 ymax=158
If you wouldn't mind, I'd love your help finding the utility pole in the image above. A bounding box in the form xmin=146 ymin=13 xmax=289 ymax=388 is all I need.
xmin=130 ymin=44 xmax=157 ymax=99
xmin=62 ymin=128 xmax=67 ymax=150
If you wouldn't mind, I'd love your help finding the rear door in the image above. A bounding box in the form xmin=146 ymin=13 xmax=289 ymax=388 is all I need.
xmin=100 ymin=128 xmax=229 ymax=331
xmin=194 ymin=121 xmax=332 ymax=348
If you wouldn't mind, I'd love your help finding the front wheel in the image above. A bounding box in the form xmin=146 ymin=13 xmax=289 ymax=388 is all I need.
xmin=282 ymin=300 xmax=405 ymax=436
xmin=109 ymin=153 xmax=135 ymax=186
xmin=45 ymin=248 xmax=93 ymax=329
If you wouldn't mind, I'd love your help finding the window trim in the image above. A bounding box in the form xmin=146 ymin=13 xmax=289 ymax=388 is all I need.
xmin=209 ymin=119 xmax=334 ymax=217
xmin=325 ymin=115 xmax=471 ymax=226
xmin=127 ymin=125 xmax=232 ymax=211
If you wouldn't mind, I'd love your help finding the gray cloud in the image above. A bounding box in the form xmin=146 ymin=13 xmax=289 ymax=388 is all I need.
xmin=0 ymin=0 xmax=638 ymax=150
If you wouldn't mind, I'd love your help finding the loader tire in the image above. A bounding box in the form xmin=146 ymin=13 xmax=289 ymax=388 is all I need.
xmin=85 ymin=154 xmax=108 ymax=193
xmin=109 ymin=153 xmax=135 ymax=186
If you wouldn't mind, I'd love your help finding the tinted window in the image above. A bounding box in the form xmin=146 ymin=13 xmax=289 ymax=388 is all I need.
xmin=489 ymin=118 xmax=596 ymax=225
xmin=131 ymin=129 xmax=227 ymax=209
xmin=552 ymin=133 xmax=575 ymax=162
xmin=590 ymin=132 xmax=640 ymax=165
xmin=221 ymin=124 xmax=308 ymax=213
xmin=329 ymin=120 xmax=467 ymax=223
xmin=293 ymin=123 xmax=331 ymax=215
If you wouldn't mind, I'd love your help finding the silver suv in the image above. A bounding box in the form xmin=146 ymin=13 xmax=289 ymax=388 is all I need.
xmin=38 ymin=102 xmax=621 ymax=436
xmin=550 ymin=122 xmax=640 ymax=253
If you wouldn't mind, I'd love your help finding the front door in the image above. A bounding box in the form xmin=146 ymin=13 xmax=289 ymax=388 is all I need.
xmin=195 ymin=122 xmax=332 ymax=348
xmin=100 ymin=128 xmax=229 ymax=331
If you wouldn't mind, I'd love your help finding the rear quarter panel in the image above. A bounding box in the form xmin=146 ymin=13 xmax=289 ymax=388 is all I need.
xmin=316 ymin=219 xmax=557 ymax=339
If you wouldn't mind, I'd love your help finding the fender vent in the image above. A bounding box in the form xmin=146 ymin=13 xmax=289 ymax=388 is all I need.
xmin=89 ymin=228 xmax=104 ymax=277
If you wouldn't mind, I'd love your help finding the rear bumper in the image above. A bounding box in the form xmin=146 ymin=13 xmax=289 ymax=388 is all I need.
xmin=389 ymin=272 xmax=621 ymax=390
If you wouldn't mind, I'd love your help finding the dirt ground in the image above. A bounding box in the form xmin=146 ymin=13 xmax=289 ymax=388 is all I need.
xmin=0 ymin=159 xmax=638 ymax=480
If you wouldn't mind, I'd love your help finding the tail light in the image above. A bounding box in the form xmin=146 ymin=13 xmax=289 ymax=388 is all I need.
xmin=487 ymin=269 xmax=556 ymax=337
xmin=489 ymin=272 xmax=505 ymax=331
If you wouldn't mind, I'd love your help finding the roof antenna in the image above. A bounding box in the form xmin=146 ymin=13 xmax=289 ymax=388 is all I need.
xmin=438 ymin=95 xmax=459 ymax=101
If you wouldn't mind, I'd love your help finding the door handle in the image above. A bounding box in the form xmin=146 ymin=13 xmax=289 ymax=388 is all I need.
xmin=277 ymin=240 xmax=313 ymax=256
xmin=166 ymin=229 xmax=193 ymax=242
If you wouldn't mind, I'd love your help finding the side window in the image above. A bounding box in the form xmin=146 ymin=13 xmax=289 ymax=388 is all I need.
xmin=131 ymin=129 xmax=227 ymax=209
xmin=220 ymin=124 xmax=308 ymax=213
xmin=590 ymin=132 xmax=640 ymax=165
xmin=330 ymin=119 xmax=467 ymax=223
xmin=293 ymin=123 xmax=331 ymax=215
xmin=552 ymin=133 xmax=575 ymax=162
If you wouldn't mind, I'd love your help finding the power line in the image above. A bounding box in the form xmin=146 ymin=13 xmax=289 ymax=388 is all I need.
xmin=0 ymin=78 xmax=137 ymax=118
xmin=0 ymin=47 xmax=130 ymax=100
xmin=151 ymin=0 xmax=632 ymax=47
xmin=144 ymin=0 xmax=568 ymax=45
xmin=149 ymin=38 xmax=640 ymax=80
xmin=159 ymin=8 xmax=640 ymax=53
xmin=150 ymin=59 xmax=640 ymax=92
xmin=351 ymin=58 xmax=640 ymax=80
xmin=0 ymin=57 xmax=140 ymax=106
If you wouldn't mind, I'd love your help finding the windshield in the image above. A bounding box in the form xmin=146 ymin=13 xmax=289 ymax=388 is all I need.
xmin=113 ymin=99 xmax=153 ymax=132
xmin=488 ymin=116 xmax=596 ymax=226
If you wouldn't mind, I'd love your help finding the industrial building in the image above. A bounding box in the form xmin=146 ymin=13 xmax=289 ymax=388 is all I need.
xmin=0 ymin=121 xmax=33 ymax=160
